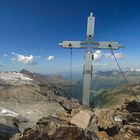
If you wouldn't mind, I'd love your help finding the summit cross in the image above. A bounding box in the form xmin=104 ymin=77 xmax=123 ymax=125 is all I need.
xmin=59 ymin=12 xmax=124 ymax=106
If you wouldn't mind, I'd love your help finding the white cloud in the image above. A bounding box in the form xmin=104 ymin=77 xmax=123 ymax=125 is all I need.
xmin=136 ymin=69 xmax=140 ymax=72
xmin=93 ymin=50 xmax=125 ymax=61
xmin=130 ymin=68 xmax=140 ymax=72
xmin=4 ymin=54 xmax=8 ymax=57
xmin=12 ymin=52 xmax=17 ymax=55
xmin=11 ymin=52 xmax=37 ymax=65
xmin=47 ymin=55 xmax=55 ymax=61
xmin=114 ymin=52 xmax=125 ymax=59
xmin=93 ymin=50 xmax=102 ymax=61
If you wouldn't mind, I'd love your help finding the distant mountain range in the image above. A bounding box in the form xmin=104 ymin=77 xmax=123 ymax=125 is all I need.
xmin=20 ymin=69 xmax=140 ymax=108
xmin=55 ymin=70 xmax=140 ymax=108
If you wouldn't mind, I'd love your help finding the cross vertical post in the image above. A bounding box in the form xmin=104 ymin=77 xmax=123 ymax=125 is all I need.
xmin=58 ymin=12 xmax=124 ymax=106
xmin=82 ymin=50 xmax=93 ymax=106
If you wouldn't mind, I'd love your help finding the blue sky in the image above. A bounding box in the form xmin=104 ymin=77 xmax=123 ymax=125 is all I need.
xmin=0 ymin=0 xmax=140 ymax=73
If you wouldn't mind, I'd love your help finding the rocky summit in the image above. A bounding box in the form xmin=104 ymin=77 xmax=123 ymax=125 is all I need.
xmin=0 ymin=71 xmax=140 ymax=140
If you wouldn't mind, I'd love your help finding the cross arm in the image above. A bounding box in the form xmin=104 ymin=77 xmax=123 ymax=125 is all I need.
xmin=93 ymin=41 xmax=124 ymax=50
xmin=58 ymin=41 xmax=86 ymax=49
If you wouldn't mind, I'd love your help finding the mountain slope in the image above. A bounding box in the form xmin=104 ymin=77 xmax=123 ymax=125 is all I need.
xmin=0 ymin=71 xmax=81 ymax=132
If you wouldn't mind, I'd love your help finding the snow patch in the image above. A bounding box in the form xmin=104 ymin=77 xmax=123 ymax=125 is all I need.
xmin=0 ymin=72 xmax=33 ymax=82
xmin=0 ymin=107 xmax=18 ymax=117
xmin=114 ymin=116 xmax=122 ymax=122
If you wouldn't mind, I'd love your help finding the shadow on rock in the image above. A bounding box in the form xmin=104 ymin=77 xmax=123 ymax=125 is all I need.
xmin=0 ymin=123 xmax=19 ymax=140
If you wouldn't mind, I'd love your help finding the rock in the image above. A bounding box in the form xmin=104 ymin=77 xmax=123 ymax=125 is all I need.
xmin=113 ymin=115 xmax=123 ymax=131
xmin=124 ymin=124 xmax=140 ymax=136
xmin=59 ymin=99 xmax=81 ymax=114
xmin=95 ymin=109 xmax=120 ymax=137
xmin=36 ymin=116 xmax=98 ymax=140
xmin=59 ymin=100 xmax=72 ymax=113
xmin=88 ymin=115 xmax=98 ymax=132
xmin=96 ymin=110 xmax=116 ymax=129
xmin=36 ymin=116 xmax=68 ymax=137
xmin=57 ymin=111 xmax=72 ymax=122
xmin=50 ymin=126 xmax=98 ymax=140
xmin=10 ymin=127 xmax=49 ymax=140
xmin=11 ymin=116 xmax=99 ymax=140
xmin=71 ymin=108 xmax=82 ymax=116
xmin=95 ymin=131 xmax=109 ymax=140
xmin=20 ymin=69 xmax=34 ymax=79
xmin=123 ymin=99 xmax=140 ymax=113
xmin=122 ymin=99 xmax=140 ymax=123
xmin=70 ymin=110 xmax=94 ymax=129
xmin=0 ymin=116 xmax=19 ymax=140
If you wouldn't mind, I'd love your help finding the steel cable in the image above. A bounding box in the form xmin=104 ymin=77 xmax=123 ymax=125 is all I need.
xmin=70 ymin=48 xmax=73 ymax=95
xmin=110 ymin=48 xmax=140 ymax=110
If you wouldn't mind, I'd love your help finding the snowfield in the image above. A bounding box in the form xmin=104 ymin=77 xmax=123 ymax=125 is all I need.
xmin=0 ymin=72 xmax=33 ymax=84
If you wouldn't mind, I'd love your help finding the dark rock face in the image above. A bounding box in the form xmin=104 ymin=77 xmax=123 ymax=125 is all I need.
xmin=121 ymin=99 xmax=140 ymax=138
xmin=123 ymin=99 xmax=140 ymax=113
xmin=123 ymin=99 xmax=140 ymax=122
xmin=50 ymin=126 xmax=95 ymax=140
xmin=0 ymin=116 xmax=19 ymax=140
xmin=20 ymin=69 xmax=34 ymax=78
xmin=11 ymin=128 xmax=49 ymax=140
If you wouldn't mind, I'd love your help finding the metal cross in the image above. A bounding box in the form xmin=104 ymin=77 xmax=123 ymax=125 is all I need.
xmin=59 ymin=12 xmax=124 ymax=106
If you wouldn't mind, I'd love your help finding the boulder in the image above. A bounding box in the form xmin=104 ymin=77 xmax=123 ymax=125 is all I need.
xmin=59 ymin=99 xmax=81 ymax=114
xmin=95 ymin=110 xmax=116 ymax=129
xmin=70 ymin=110 xmax=94 ymax=129
xmin=95 ymin=131 xmax=109 ymax=140
xmin=95 ymin=109 xmax=119 ymax=137
xmin=11 ymin=116 xmax=99 ymax=140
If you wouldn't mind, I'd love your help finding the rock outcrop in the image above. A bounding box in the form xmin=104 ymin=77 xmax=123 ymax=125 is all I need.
xmin=8 ymin=99 xmax=140 ymax=140
xmin=10 ymin=116 xmax=99 ymax=140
